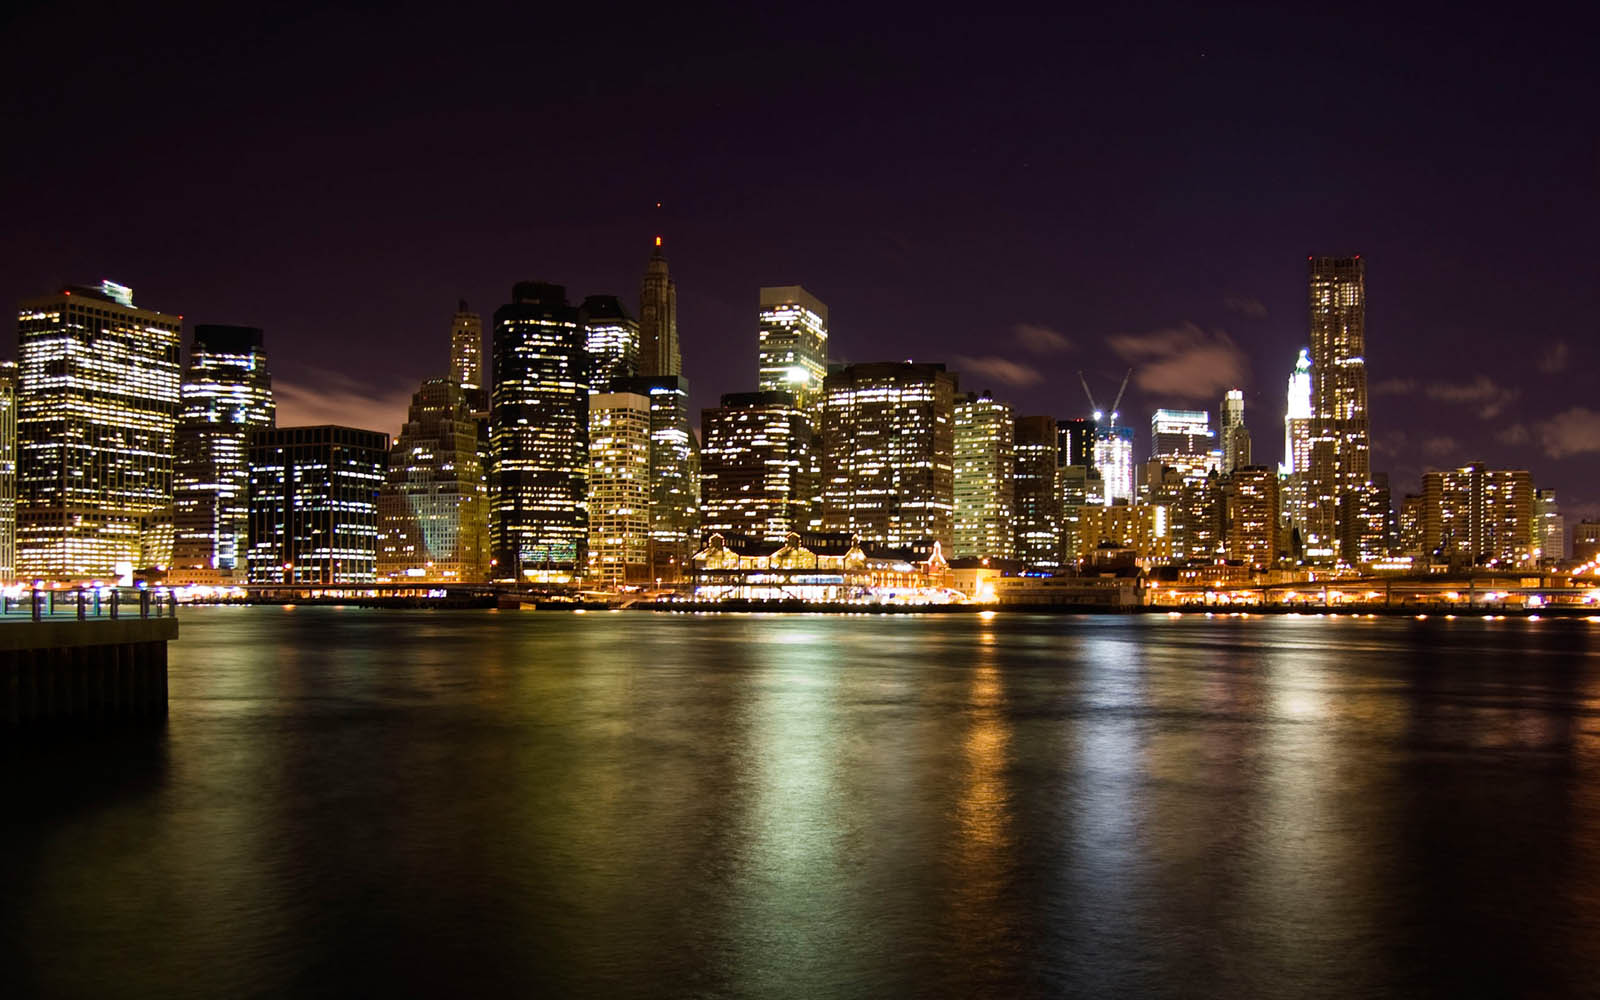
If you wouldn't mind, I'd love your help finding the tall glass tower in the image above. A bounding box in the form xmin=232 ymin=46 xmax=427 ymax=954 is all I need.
xmin=449 ymin=301 xmax=485 ymax=412
xmin=952 ymin=392 xmax=1015 ymax=561
xmin=580 ymin=294 xmax=640 ymax=391
xmin=638 ymin=237 xmax=680 ymax=378
xmin=171 ymin=324 xmax=276 ymax=582
xmin=758 ymin=286 xmax=829 ymax=421
xmin=1305 ymin=256 xmax=1369 ymax=562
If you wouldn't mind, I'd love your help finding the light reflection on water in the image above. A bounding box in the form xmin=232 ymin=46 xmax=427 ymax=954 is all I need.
xmin=3 ymin=608 xmax=1599 ymax=998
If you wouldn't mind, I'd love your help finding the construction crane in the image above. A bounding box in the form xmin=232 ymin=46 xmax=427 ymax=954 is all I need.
xmin=1078 ymin=368 xmax=1133 ymax=429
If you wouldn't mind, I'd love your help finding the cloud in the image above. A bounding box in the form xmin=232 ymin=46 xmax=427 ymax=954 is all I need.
xmin=1014 ymin=323 xmax=1072 ymax=354
xmin=1223 ymin=295 xmax=1268 ymax=319
xmin=1105 ymin=322 xmax=1248 ymax=401
xmin=1421 ymin=435 xmax=1458 ymax=459
xmin=1537 ymin=342 xmax=1569 ymax=374
xmin=1495 ymin=424 xmax=1530 ymax=446
xmin=1424 ymin=375 xmax=1520 ymax=419
xmin=1371 ymin=430 xmax=1408 ymax=458
xmin=953 ymin=355 xmax=1043 ymax=388
xmin=1370 ymin=377 xmax=1417 ymax=396
xmin=274 ymin=368 xmax=414 ymax=436
xmin=1537 ymin=407 xmax=1600 ymax=459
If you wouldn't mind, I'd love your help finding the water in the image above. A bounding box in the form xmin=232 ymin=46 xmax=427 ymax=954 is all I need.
xmin=5 ymin=608 xmax=1600 ymax=998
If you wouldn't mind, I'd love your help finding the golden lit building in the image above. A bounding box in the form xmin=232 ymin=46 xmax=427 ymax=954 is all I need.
xmin=758 ymin=286 xmax=829 ymax=421
xmin=586 ymin=391 xmax=652 ymax=587
xmin=377 ymin=379 xmax=490 ymax=583
xmin=17 ymin=281 xmax=181 ymax=582
xmin=952 ymin=392 xmax=1014 ymax=560
xmin=1305 ymin=256 xmax=1370 ymax=562
xmin=1422 ymin=464 xmax=1535 ymax=569
xmin=1224 ymin=466 xmax=1279 ymax=569
xmin=1075 ymin=502 xmax=1172 ymax=568
xmin=700 ymin=390 xmax=818 ymax=543
xmin=0 ymin=361 xmax=15 ymax=581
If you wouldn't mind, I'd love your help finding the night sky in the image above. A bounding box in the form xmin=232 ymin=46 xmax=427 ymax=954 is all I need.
xmin=4 ymin=6 xmax=1596 ymax=519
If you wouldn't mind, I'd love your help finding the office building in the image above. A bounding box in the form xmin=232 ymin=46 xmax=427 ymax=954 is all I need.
xmin=1281 ymin=348 xmax=1314 ymax=541
xmin=1398 ymin=493 xmax=1426 ymax=559
xmin=16 ymin=281 xmax=181 ymax=581
xmin=247 ymin=425 xmax=388 ymax=584
xmin=376 ymin=379 xmax=490 ymax=583
xmin=1094 ymin=425 xmax=1136 ymax=505
xmin=587 ymin=391 xmax=652 ymax=587
xmin=1013 ymin=415 xmax=1060 ymax=569
xmin=1225 ymin=466 xmax=1279 ymax=569
xmin=581 ymin=294 xmax=639 ymax=391
xmin=1150 ymin=408 xmax=1219 ymax=484
xmin=1057 ymin=463 xmax=1097 ymax=568
xmin=1422 ymin=464 xmax=1535 ymax=569
xmin=701 ymin=390 xmax=818 ymax=544
xmin=952 ymin=392 xmax=1015 ymax=560
xmin=1074 ymin=502 xmax=1172 ymax=567
xmin=1535 ymin=489 xmax=1565 ymax=564
xmin=1338 ymin=475 xmax=1393 ymax=567
xmin=1574 ymin=521 xmax=1600 ymax=563
xmin=1305 ymin=257 xmax=1370 ymax=561
xmin=614 ymin=375 xmax=699 ymax=582
xmin=820 ymin=362 xmax=957 ymax=551
xmin=171 ymin=325 xmax=276 ymax=584
xmin=758 ymin=286 xmax=829 ymax=420
xmin=0 ymin=361 xmax=14 ymax=581
xmin=638 ymin=237 xmax=680 ymax=378
xmin=449 ymin=301 xmax=485 ymax=411
xmin=1221 ymin=390 xmax=1250 ymax=472
xmin=1056 ymin=417 xmax=1096 ymax=470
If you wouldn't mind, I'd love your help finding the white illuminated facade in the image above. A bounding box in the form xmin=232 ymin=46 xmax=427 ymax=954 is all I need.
xmin=377 ymin=379 xmax=490 ymax=584
xmin=449 ymin=301 xmax=483 ymax=401
xmin=1150 ymin=408 xmax=1219 ymax=484
xmin=17 ymin=281 xmax=181 ymax=582
xmin=758 ymin=286 xmax=829 ymax=421
xmin=581 ymin=295 xmax=639 ymax=391
xmin=700 ymin=391 xmax=818 ymax=544
xmin=248 ymin=426 xmax=388 ymax=584
xmin=586 ymin=392 xmax=652 ymax=587
xmin=1094 ymin=424 xmax=1135 ymax=506
xmin=952 ymin=392 xmax=1015 ymax=560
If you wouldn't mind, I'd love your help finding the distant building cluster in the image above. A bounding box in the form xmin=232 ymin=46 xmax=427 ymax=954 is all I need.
xmin=0 ymin=255 xmax=1588 ymax=590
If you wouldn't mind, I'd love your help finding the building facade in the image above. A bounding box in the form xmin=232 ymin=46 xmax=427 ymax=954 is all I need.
xmin=581 ymin=294 xmax=639 ymax=391
xmin=1422 ymin=464 xmax=1535 ymax=569
xmin=449 ymin=300 xmax=485 ymax=411
xmin=248 ymin=425 xmax=388 ymax=584
xmin=376 ymin=379 xmax=490 ymax=583
xmin=1281 ymin=347 xmax=1314 ymax=544
xmin=952 ymin=392 xmax=1015 ymax=560
xmin=757 ymin=286 xmax=829 ymax=421
xmin=1535 ymin=489 xmax=1565 ymax=564
xmin=1224 ymin=466 xmax=1279 ymax=569
xmin=1221 ymin=390 xmax=1250 ymax=473
xmin=16 ymin=281 xmax=182 ymax=581
xmin=820 ymin=362 xmax=957 ymax=551
xmin=1150 ymin=408 xmax=1219 ymax=484
xmin=638 ymin=237 xmax=680 ymax=378
xmin=587 ymin=391 xmax=652 ymax=587
xmin=490 ymin=282 xmax=588 ymax=581
xmin=1094 ymin=425 xmax=1136 ymax=505
xmin=170 ymin=324 xmax=276 ymax=584
xmin=1013 ymin=415 xmax=1060 ymax=569
xmin=614 ymin=375 xmax=699 ymax=583
xmin=1074 ymin=502 xmax=1172 ymax=568
xmin=700 ymin=390 xmax=818 ymax=545
xmin=0 ymin=361 xmax=14 ymax=581
xmin=1305 ymin=257 xmax=1370 ymax=562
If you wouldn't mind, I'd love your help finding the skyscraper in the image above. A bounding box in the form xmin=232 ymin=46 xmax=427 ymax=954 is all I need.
xmin=700 ymin=390 xmax=818 ymax=544
xmin=1013 ymin=416 xmax=1060 ymax=569
xmin=490 ymin=282 xmax=589 ymax=581
xmin=1422 ymin=464 xmax=1535 ymax=569
xmin=0 ymin=361 xmax=15 ymax=582
xmin=952 ymin=392 xmax=1015 ymax=560
xmin=1534 ymin=488 xmax=1565 ymax=564
xmin=1305 ymin=256 xmax=1370 ymax=562
xmin=247 ymin=425 xmax=388 ymax=584
xmin=582 ymin=295 xmax=640 ymax=392
xmin=376 ymin=379 xmax=490 ymax=583
xmin=17 ymin=281 xmax=181 ymax=581
xmin=1221 ymin=390 xmax=1250 ymax=473
xmin=1094 ymin=426 xmax=1135 ymax=505
xmin=758 ymin=286 xmax=829 ymax=420
xmin=171 ymin=324 xmax=276 ymax=583
xmin=587 ymin=391 xmax=652 ymax=587
xmin=820 ymin=362 xmax=957 ymax=551
xmin=613 ymin=375 xmax=699 ymax=583
xmin=1150 ymin=409 xmax=1219 ymax=484
xmin=449 ymin=301 xmax=485 ymax=411
xmin=1281 ymin=348 xmax=1314 ymax=542
xmin=638 ymin=237 xmax=680 ymax=378
xmin=1225 ymin=466 xmax=1279 ymax=569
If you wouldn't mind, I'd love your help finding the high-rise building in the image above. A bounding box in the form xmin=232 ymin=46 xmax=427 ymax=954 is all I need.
xmin=1221 ymin=390 xmax=1251 ymax=473
xmin=638 ymin=237 xmax=680 ymax=378
xmin=1164 ymin=471 xmax=1225 ymax=564
xmin=1281 ymin=348 xmax=1314 ymax=543
xmin=1398 ymin=492 xmax=1426 ymax=559
xmin=376 ymin=379 xmax=490 ymax=583
xmin=1534 ymin=489 xmax=1565 ymax=564
xmin=820 ymin=362 xmax=957 ymax=551
xmin=247 ymin=425 xmax=388 ymax=584
xmin=1074 ymin=502 xmax=1172 ymax=567
xmin=952 ymin=392 xmax=1015 ymax=561
xmin=758 ymin=286 xmax=829 ymax=421
xmin=581 ymin=295 xmax=639 ymax=391
xmin=170 ymin=325 xmax=276 ymax=584
xmin=1574 ymin=521 xmax=1600 ymax=563
xmin=1094 ymin=425 xmax=1136 ymax=505
xmin=1305 ymin=256 xmax=1370 ymax=562
xmin=17 ymin=281 xmax=181 ymax=581
xmin=613 ymin=375 xmax=699 ymax=583
xmin=1225 ymin=466 xmax=1279 ymax=569
xmin=1056 ymin=417 xmax=1096 ymax=470
xmin=587 ymin=391 xmax=652 ymax=587
xmin=449 ymin=300 xmax=485 ymax=411
xmin=1056 ymin=418 xmax=1097 ymax=568
xmin=490 ymin=282 xmax=589 ymax=581
xmin=700 ymin=390 xmax=819 ymax=544
xmin=0 ymin=361 xmax=15 ymax=582
xmin=1150 ymin=408 xmax=1219 ymax=485
xmin=1013 ymin=416 xmax=1060 ymax=569
xmin=1422 ymin=464 xmax=1535 ymax=569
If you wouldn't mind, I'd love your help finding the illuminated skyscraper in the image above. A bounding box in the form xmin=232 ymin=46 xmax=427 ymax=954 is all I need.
xmin=449 ymin=301 xmax=485 ymax=410
xmin=820 ymin=362 xmax=957 ymax=550
xmin=171 ymin=325 xmax=276 ymax=583
xmin=0 ymin=361 xmax=15 ymax=581
xmin=1225 ymin=466 xmax=1279 ymax=569
xmin=247 ymin=426 xmax=388 ymax=584
xmin=1150 ymin=409 xmax=1219 ymax=484
xmin=1422 ymin=464 xmax=1535 ymax=569
xmin=638 ymin=237 xmax=680 ymax=378
xmin=1535 ymin=489 xmax=1565 ymax=563
xmin=1013 ymin=416 xmax=1060 ymax=569
xmin=1281 ymin=348 xmax=1314 ymax=541
xmin=1074 ymin=502 xmax=1171 ymax=567
xmin=614 ymin=375 xmax=699 ymax=583
xmin=1094 ymin=425 xmax=1135 ymax=505
xmin=587 ymin=391 xmax=652 ymax=587
xmin=952 ymin=392 xmax=1015 ymax=560
xmin=758 ymin=286 xmax=829 ymax=420
xmin=490 ymin=282 xmax=589 ymax=581
xmin=581 ymin=294 xmax=639 ymax=391
xmin=376 ymin=379 xmax=490 ymax=583
xmin=17 ymin=281 xmax=181 ymax=581
xmin=1220 ymin=390 xmax=1250 ymax=473
xmin=701 ymin=390 xmax=819 ymax=544
xmin=1305 ymin=256 xmax=1370 ymax=562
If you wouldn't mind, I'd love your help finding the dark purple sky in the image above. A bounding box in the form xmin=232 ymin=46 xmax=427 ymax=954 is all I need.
xmin=4 ymin=6 xmax=1596 ymax=519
